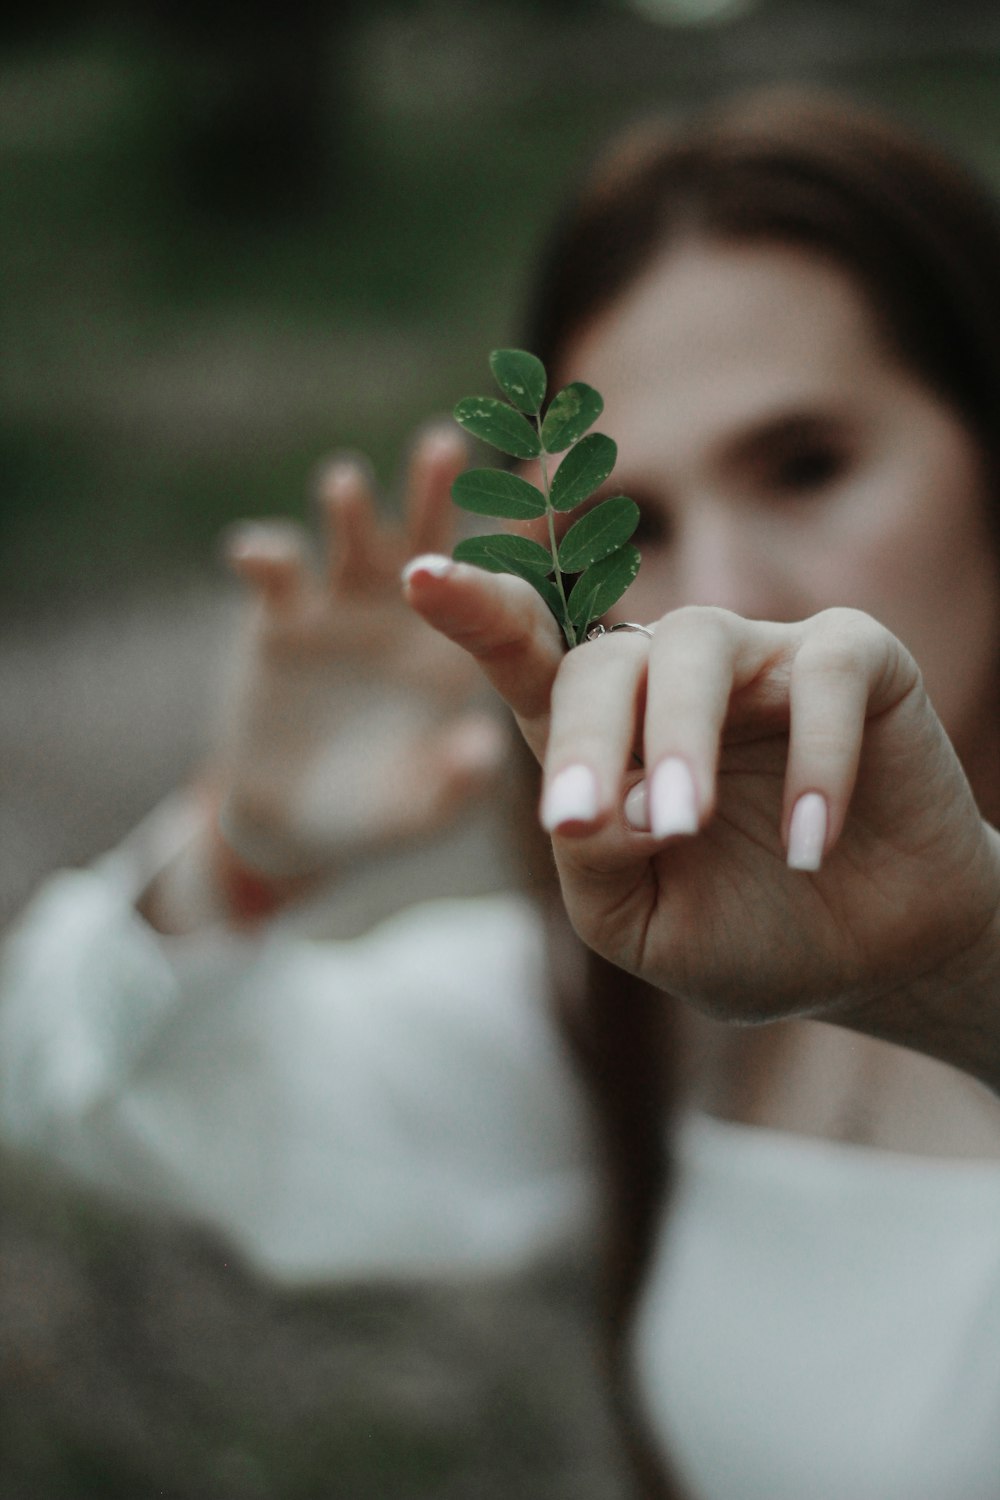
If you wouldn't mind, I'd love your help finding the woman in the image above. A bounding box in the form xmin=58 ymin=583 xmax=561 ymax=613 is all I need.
xmin=404 ymin=87 xmax=1000 ymax=1497
xmin=3 ymin=88 xmax=1000 ymax=1498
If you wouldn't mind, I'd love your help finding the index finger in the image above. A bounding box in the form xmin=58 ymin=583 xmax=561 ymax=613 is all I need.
xmin=313 ymin=455 xmax=383 ymax=593
xmin=404 ymin=424 xmax=469 ymax=559
xmin=402 ymin=553 xmax=563 ymax=760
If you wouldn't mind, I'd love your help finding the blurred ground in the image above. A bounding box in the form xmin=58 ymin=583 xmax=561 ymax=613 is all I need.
xmin=0 ymin=1148 xmax=628 ymax=1500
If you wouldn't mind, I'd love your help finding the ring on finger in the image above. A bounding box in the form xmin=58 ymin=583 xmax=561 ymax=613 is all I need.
xmin=584 ymin=621 xmax=654 ymax=642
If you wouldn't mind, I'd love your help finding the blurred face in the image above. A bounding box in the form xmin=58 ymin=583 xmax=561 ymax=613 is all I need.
xmin=552 ymin=240 xmax=1000 ymax=758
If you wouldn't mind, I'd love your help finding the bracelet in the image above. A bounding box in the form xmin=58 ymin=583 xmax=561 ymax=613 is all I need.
xmin=209 ymin=829 xmax=294 ymax=925
xmin=203 ymin=786 xmax=314 ymax=927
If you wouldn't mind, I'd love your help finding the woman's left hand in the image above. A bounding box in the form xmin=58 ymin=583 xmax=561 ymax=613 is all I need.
xmin=404 ymin=558 xmax=1000 ymax=1087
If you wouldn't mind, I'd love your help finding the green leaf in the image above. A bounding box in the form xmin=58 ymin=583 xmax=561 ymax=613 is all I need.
xmin=489 ymin=349 xmax=547 ymax=415
xmin=454 ymin=397 xmax=541 ymax=460
xmin=453 ymin=533 xmax=553 ymax=577
xmin=540 ymin=382 xmax=603 ymax=453
xmin=451 ymin=468 xmax=546 ymax=520
xmin=449 ymin=350 xmax=642 ymax=653
xmin=567 ymin=544 xmax=642 ymax=629
xmin=558 ymin=496 xmax=639 ymax=573
xmin=453 ymin=535 xmax=564 ymax=624
xmin=549 ymin=433 xmax=618 ymax=511
xmin=528 ymin=574 xmax=567 ymax=623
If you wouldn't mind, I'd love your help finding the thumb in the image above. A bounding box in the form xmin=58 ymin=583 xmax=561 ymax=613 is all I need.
xmin=407 ymin=712 xmax=512 ymax=829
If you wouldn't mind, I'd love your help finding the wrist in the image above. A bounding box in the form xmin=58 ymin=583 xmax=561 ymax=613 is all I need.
xmin=139 ymin=782 xmax=318 ymax=934
xmin=209 ymin=782 xmax=327 ymax=927
xmin=842 ymin=824 xmax=1000 ymax=1093
xmin=207 ymin=815 xmax=313 ymax=928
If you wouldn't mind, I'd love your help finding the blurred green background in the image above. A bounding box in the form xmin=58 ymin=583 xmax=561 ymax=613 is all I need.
xmin=4 ymin=0 xmax=1000 ymax=619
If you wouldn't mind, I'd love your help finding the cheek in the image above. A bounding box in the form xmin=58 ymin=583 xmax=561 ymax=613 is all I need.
xmin=876 ymin=534 xmax=999 ymax=736
xmin=846 ymin=454 xmax=1000 ymax=736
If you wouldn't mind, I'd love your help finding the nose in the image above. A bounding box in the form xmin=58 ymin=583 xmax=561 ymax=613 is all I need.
xmin=660 ymin=505 xmax=795 ymax=621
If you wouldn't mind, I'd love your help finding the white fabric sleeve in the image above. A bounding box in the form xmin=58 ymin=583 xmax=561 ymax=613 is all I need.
xmin=0 ymin=814 xmax=595 ymax=1286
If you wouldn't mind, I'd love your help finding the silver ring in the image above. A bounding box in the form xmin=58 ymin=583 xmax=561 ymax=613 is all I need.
xmin=584 ymin=621 xmax=654 ymax=642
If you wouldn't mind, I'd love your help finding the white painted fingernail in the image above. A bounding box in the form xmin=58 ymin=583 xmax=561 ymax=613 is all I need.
xmin=624 ymin=779 xmax=650 ymax=831
xmin=541 ymin=764 xmax=600 ymax=831
xmin=401 ymin=553 xmax=453 ymax=585
xmin=788 ymin=792 xmax=828 ymax=871
xmin=649 ymin=757 xmax=699 ymax=839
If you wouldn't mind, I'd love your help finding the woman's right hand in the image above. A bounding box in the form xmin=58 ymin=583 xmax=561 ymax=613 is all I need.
xmin=404 ymin=558 xmax=1000 ymax=1090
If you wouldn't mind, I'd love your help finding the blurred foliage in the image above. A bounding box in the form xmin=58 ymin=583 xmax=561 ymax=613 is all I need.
xmin=2 ymin=0 xmax=1000 ymax=615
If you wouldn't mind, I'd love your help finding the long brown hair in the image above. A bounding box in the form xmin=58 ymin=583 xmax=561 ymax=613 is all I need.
xmin=518 ymin=85 xmax=1000 ymax=1497
xmin=513 ymin=748 xmax=681 ymax=1498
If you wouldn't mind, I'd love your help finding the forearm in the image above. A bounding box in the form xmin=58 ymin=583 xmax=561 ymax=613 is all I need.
xmin=137 ymin=782 xmax=321 ymax=936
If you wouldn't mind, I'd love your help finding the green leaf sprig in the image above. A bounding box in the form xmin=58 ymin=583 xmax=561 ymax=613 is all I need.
xmin=450 ymin=349 xmax=640 ymax=649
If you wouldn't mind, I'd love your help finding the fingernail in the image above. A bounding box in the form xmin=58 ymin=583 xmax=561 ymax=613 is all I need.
xmin=541 ymin=764 xmax=600 ymax=831
xmin=419 ymin=420 xmax=464 ymax=456
xmin=624 ymin=779 xmax=650 ymax=831
xmin=313 ymin=451 xmax=373 ymax=498
xmin=401 ymin=553 xmax=453 ymax=585
xmin=649 ymin=757 xmax=699 ymax=839
xmin=787 ymin=792 xmax=828 ymax=871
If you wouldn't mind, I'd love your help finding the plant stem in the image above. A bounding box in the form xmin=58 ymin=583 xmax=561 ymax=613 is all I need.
xmin=536 ymin=420 xmax=577 ymax=648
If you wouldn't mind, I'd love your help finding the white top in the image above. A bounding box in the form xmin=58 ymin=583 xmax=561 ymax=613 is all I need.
xmin=0 ymin=811 xmax=593 ymax=1282
xmin=637 ymin=1112 xmax=1000 ymax=1500
xmin=2 ymin=810 xmax=1000 ymax=1496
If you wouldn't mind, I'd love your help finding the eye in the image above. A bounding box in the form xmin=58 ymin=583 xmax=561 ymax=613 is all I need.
xmin=628 ymin=490 xmax=673 ymax=551
xmin=738 ymin=413 xmax=856 ymax=503
xmin=770 ymin=441 xmax=847 ymax=495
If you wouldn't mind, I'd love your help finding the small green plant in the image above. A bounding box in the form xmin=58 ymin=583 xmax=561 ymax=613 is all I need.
xmin=451 ymin=349 xmax=640 ymax=648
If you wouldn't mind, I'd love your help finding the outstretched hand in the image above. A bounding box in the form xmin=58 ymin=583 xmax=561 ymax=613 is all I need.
xmin=404 ymin=556 xmax=1000 ymax=1085
xmin=207 ymin=428 xmax=507 ymax=882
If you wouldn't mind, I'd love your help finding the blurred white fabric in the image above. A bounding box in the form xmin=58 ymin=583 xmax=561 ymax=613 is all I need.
xmin=3 ymin=814 xmax=1000 ymax=1498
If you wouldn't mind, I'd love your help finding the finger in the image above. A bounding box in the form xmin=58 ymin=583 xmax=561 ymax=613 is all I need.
xmin=642 ymin=606 xmax=758 ymax=839
xmin=223 ymin=522 xmax=313 ymax=612
xmin=540 ymin=632 xmax=649 ymax=833
xmin=404 ymin=422 xmax=469 ymax=559
xmin=416 ymin=711 xmax=511 ymax=820
xmin=402 ymin=553 xmax=563 ymax=760
xmin=313 ymin=454 xmax=383 ymax=593
xmin=783 ymin=610 xmax=900 ymax=870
